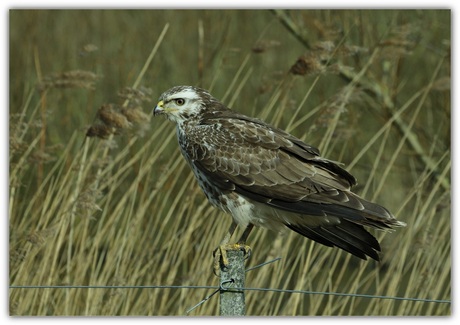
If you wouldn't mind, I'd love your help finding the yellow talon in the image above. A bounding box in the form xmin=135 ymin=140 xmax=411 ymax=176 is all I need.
xmin=213 ymin=243 xmax=252 ymax=276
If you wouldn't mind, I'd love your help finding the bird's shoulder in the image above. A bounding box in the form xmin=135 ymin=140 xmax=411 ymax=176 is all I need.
xmin=192 ymin=109 xmax=320 ymax=157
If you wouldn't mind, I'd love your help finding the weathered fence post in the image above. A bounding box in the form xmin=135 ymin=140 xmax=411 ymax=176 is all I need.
xmin=219 ymin=249 xmax=246 ymax=316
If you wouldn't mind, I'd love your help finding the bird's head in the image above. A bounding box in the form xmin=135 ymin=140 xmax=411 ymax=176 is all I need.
xmin=153 ymin=86 xmax=220 ymax=124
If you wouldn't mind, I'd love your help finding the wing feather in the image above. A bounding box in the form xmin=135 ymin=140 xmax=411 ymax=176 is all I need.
xmin=286 ymin=221 xmax=381 ymax=260
xmin=190 ymin=116 xmax=381 ymax=218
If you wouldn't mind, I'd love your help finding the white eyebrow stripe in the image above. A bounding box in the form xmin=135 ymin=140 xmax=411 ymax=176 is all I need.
xmin=168 ymin=89 xmax=200 ymax=101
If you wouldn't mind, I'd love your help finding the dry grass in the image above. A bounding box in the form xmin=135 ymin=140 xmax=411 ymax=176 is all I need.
xmin=9 ymin=10 xmax=450 ymax=316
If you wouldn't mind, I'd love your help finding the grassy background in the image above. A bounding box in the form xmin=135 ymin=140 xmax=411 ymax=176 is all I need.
xmin=9 ymin=9 xmax=451 ymax=316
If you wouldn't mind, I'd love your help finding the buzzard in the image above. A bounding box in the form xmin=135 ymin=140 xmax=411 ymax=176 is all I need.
xmin=153 ymin=85 xmax=405 ymax=272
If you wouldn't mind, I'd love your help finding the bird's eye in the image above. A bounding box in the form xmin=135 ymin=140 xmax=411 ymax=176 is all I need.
xmin=174 ymin=98 xmax=185 ymax=106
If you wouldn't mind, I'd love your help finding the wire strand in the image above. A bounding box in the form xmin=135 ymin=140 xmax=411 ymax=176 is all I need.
xmin=9 ymin=284 xmax=450 ymax=304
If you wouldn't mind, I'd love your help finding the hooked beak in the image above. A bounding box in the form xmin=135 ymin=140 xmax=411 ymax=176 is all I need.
xmin=153 ymin=100 xmax=164 ymax=116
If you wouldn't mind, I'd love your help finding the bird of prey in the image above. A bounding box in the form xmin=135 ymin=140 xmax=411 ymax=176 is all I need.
xmin=153 ymin=85 xmax=406 ymax=273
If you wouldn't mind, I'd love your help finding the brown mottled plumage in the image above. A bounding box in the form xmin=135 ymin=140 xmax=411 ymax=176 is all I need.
xmin=154 ymin=86 xmax=405 ymax=262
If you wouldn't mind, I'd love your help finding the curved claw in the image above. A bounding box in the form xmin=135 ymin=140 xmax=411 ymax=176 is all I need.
xmin=243 ymin=246 xmax=252 ymax=260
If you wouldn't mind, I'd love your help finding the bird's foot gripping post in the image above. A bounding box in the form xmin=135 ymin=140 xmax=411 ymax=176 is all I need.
xmin=213 ymin=222 xmax=253 ymax=276
xmin=213 ymin=243 xmax=251 ymax=275
xmin=218 ymin=247 xmax=247 ymax=316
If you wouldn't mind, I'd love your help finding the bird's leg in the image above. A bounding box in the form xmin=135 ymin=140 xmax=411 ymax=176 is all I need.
xmin=234 ymin=223 xmax=254 ymax=261
xmin=213 ymin=223 xmax=253 ymax=275
xmin=238 ymin=223 xmax=254 ymax=244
